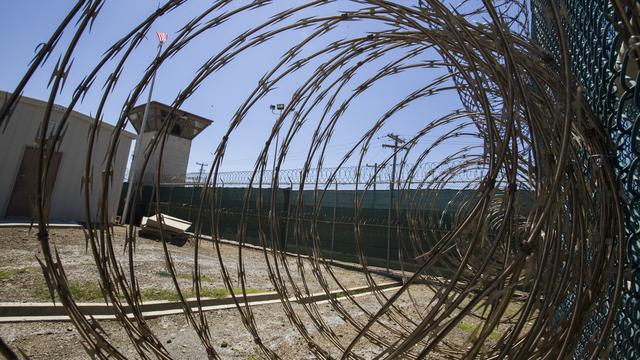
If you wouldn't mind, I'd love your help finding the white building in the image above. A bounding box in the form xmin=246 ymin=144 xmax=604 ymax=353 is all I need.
xmin=0 ymin=91 xmax=135 ymax=223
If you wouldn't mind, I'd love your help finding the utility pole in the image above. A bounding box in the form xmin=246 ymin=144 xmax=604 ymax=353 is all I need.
xmin=122 ymin=32 xmax=167 ymax=224
xmin=382 ymin=133 xmax=405 ymax=271
xmin=195 ymin=161 xmax=208 ymax=184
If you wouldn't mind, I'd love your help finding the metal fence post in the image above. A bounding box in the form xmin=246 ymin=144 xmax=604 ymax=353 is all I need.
xmin=366 ymin=163 xmax=377 ymax=208
xmin=216 ymin=182 xmax=224 ymax=240
xmin=284 ymin=179 xmax=293 ymax=251
xmin=386 ymin=178 xmax=392 ymax=272
xmin=331 ymin=180 xmax=338 ymax=261
xmin=397 ymin=187 xmax=405 ymax=284
xmin=281 ymin=185 xmax=291 ymax=250
xmin=188 ymin=183 xmax=196 ymax=221
xmin=168 ymin=185 xmax=174 ymax=215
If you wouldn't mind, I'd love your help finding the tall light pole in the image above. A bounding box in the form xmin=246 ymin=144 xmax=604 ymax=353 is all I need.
xmin=121 ymin=32 xmax=167 ymax=224
xmin=269 ymin=103 xmax=285 ymax=178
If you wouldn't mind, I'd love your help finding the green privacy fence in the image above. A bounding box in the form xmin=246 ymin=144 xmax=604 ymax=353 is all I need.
xmin=118 ymin=183 xmax=487 ymax=272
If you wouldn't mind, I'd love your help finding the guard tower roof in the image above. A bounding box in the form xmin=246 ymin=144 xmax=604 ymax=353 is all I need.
xmin=128 ymin=101 xmax=212 ymax=140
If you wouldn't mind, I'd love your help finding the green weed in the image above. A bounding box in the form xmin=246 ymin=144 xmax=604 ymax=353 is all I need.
xmin=456 ymin=322 xmax=502 ymax=342
xmin=34 ymin=280 xmax=104 ymax=302
xmin=155 ymin=271 xmax=215 ymax=283
xmin=0 ymin=267 xmax=35 ymax=280
xmin=33 ymin=279 xmax=265 ymax=302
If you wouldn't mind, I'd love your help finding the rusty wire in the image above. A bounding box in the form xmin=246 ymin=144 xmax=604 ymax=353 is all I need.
xmin=0 ymin=0 xmax=632 ymax=358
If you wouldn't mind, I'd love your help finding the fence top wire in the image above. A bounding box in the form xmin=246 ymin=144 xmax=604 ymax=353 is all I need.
xmin=169 ymin=162 xmax=487 ymax=186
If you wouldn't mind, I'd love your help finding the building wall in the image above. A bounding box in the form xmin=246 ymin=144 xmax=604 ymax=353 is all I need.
xmin=139 ymin=131 xmax=191 ymax=185
xmin=0 ymin=92 xmax=135 ymax=223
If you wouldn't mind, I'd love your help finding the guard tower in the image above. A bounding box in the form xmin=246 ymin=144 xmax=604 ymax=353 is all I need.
xmin=128 ymin=101 xmax=212 ymax=185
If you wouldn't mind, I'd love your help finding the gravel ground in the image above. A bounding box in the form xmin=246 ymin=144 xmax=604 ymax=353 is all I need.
xmin=1 ymin=284 xmax=479 ymax=359
xmin=0 ymin=227 xmax=390 ymax=303
xmin=0 ymin=226 xmax=515 ymax=359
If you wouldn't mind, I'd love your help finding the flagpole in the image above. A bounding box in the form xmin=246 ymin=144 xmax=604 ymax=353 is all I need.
xmin=122 ymin=36 xmax=165 ymax=224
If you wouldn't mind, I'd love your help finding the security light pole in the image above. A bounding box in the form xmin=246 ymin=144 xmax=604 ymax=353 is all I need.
xmin=269 ymin=103 xmax=285 ymax=177
xmin=122 ymin=34 xmax=166 ymax=224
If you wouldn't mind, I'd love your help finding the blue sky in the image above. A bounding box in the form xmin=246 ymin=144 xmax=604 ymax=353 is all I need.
xmin=0 ymin=0 xmax=481 ymax=177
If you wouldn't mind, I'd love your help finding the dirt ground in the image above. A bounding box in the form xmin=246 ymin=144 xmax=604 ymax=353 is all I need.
xmin=2 ymin=285 xmax=482 ymax=359
xmin=0 ymin=226 xmax=512 ymax=359
xmin=0 ymin=227 xmax=390 ymax=303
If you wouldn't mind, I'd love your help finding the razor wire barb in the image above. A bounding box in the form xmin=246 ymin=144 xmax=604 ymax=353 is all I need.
xmin=0 ymin=0 xmax=636 ymax=359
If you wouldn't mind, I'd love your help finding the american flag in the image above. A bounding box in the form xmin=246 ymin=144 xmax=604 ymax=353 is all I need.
xmin=156 ymin=32 xmax=168 ymax=43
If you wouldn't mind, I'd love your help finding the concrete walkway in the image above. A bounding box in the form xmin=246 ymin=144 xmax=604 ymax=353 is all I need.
xmin=0 ymin=221 xmax=82 ymax=229
xmin=0 ymin=283 xmax=400 ymax=323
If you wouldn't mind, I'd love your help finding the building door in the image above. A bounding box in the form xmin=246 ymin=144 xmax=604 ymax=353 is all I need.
xmin=6 ymin=146 xmax=62 ymax=218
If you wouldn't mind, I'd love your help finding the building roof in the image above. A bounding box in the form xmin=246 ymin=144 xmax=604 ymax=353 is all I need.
xmin=0 ymin=90 xmax=137 ymax=140
xmin=127 ymin=101 xmax=213 ymax=140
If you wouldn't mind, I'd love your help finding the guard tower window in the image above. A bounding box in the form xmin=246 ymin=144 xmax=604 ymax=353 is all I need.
xmin=171 ymin=123 xmax=182 ymax=136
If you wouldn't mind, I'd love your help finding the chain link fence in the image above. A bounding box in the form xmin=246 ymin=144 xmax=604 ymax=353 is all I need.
xmin=531 ymin=0 xmax=639 ymax=357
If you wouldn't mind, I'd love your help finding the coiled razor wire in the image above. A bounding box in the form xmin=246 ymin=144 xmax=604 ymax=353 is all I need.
xmin=167 ymin=162 xmax=487 ymax=186
xmin=0 ymin=0 xmax=634 ymax=358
